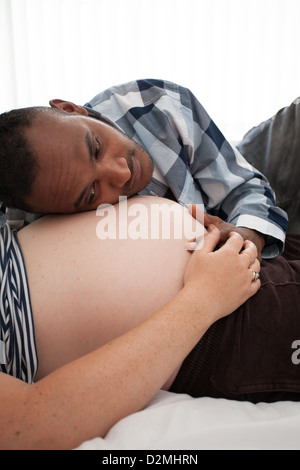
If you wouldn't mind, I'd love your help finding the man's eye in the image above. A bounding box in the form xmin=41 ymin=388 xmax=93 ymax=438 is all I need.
xmin=95 ymin=138 xmax=101 ymax=160
xmin=88 ymin=184 xmax=95 ymax=204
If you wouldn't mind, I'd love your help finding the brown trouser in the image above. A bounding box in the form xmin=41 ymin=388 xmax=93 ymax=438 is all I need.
xmin=170 ymin=235 xmax=300 ymax=403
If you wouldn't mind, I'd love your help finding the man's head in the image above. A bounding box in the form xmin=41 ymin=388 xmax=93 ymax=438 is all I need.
xmin=0 ymin=106 xmax=41 ymax=211
xmin=0 ymin=101 xmax=154 ymax=213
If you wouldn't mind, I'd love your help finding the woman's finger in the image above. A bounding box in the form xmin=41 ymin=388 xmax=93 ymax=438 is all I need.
xmin=185 ymin=224 xmax=220 ymax=252
xmin=218 ymin=230 xmax=244 ymax=253
xmin=240 ymin=239 xmax=259 ymax=267
xmin=248 ymin=257 xmax=261 ymax=283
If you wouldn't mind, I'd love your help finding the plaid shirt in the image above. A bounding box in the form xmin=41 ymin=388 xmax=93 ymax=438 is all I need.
xmin=4 ymin=79 xmax=287 ymax=257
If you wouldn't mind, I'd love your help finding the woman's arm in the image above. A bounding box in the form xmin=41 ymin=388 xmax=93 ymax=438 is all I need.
xmin=0 ymin=226 xmax=259 ymax=450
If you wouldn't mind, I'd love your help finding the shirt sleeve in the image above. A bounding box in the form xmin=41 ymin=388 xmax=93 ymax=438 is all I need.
xmin=174 ymin=85 xmax=288 ymax=258
xmin=4 ymin=207 xmax=40 ymax=230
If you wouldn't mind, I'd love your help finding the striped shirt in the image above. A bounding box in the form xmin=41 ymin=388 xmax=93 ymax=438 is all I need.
xmin=0 ymin=224 xmax=38 ymax=383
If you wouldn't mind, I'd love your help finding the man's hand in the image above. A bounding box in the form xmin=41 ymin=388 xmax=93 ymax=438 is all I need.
xmin=188 ymin=205 xmax=265 ymax=261
xmin=203 ymin=213 xmax=265 ymax=262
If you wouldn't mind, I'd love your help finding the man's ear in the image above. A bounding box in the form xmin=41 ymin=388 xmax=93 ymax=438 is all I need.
xmin=49 ymin=99 xmax=88 ymax=116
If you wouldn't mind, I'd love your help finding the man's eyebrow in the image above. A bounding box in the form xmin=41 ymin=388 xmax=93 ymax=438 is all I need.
xmin=73 ymin=131 xmax=93 ymax=208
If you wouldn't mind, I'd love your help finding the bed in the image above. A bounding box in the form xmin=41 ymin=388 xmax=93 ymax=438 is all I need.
xmin=75 ymin=390 xmax=300 ymax=450
xmin=75 ymin=96 xmax=300 ymax=451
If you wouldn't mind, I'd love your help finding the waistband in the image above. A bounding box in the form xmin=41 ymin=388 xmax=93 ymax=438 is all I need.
xmin=0 ymin=224 xmax=38 ymax=383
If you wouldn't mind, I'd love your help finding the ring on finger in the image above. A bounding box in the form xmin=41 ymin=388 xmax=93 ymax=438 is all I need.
xmin=250 ymin=268 xmax=260 ymax=281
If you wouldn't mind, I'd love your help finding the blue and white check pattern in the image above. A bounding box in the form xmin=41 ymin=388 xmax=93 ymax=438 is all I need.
xmin=86 ymin=79 xmax=287 ymax=258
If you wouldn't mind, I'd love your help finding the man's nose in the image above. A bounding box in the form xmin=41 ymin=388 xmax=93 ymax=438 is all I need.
xmin=100 ymin=156 xmax=131 ymax=189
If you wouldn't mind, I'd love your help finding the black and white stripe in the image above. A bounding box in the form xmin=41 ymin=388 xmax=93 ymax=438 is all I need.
xmin=0 ymin=224 xmax=38 ymax=383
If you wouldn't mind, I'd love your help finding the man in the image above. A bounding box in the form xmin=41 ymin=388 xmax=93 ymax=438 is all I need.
xmin=0 ymin=79 xmax=288 ymax=259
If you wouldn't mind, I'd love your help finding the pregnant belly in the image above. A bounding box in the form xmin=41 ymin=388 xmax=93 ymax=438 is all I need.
xmin=18 ymin=196 xmax=204 ymax=381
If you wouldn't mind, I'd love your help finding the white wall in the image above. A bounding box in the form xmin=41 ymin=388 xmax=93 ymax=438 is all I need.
xmin=1 ymin=0 xmax=300 ymax=140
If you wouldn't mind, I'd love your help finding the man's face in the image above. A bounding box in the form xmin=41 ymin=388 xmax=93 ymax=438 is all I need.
xmin=24 ymin=102 xmax=154 ymax=213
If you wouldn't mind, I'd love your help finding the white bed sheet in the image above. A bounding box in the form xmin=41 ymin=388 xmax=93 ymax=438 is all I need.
xmin=76 ymin=390 xmax=300 ymax=450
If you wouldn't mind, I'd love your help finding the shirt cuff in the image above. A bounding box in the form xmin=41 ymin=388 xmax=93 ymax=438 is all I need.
xmin=234 ymin=213 xmax=286 ymax=259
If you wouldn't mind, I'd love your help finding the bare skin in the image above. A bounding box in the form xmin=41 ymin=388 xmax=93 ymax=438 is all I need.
xmin=21 ymin=197 xmax=202 ymax=384
xmin=0 ymin=197 xmax=260 ymax=449
xmin=202 ymin=211 xmax=265 ymax=262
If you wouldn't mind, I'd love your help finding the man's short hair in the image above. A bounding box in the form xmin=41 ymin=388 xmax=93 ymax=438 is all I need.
xmin=0 ymin=106 xmax=45 ymax=211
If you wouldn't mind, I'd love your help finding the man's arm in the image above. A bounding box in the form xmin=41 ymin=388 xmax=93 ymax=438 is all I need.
xmin=0 ymin=227 xmax=260 ymax=450
xmin=176 ymin=85 xmax=288 ymax=258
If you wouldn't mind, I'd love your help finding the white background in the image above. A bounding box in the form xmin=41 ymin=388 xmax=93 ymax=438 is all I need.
xmin=1 ymin=0 xmax=300 ymax=140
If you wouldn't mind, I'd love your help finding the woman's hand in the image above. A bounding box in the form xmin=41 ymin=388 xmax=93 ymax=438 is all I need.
xmin=183 ymin=223 xmax=261 ymax=324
